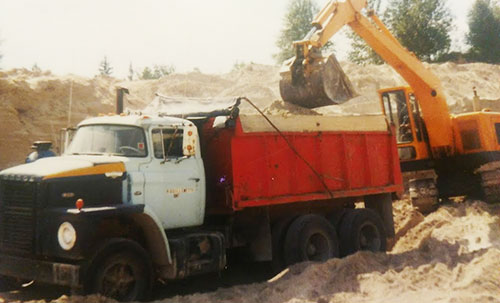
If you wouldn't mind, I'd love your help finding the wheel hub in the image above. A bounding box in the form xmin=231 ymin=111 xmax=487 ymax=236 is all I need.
xmin=102 ymin=262 xmax=136 ymax=300
xmin=359 ymin=222 xmax=381 ymax=251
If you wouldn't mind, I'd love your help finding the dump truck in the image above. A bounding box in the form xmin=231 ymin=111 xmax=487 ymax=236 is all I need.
xmin=280 ymin=0 xmax=500 ymax=212
xmin=0 ymin=96 xmax=403 ymax=301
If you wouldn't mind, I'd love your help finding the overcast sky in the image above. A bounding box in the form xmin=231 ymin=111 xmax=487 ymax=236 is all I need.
xmin=0 ymin=0 xmax=475 ymax=78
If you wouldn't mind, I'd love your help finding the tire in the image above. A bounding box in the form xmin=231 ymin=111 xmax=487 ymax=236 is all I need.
xmin=338 ymin=208 xmax=387 ymax=257
xmin=86 ymin=239 xmax=153 ymax=302
xmin=0 ymin=276 xmax=23 ymax=291
xmin=271 ymin=216 xmax=296 ymax=272
xmin=327 ymin=208 xmax=353 ymax=231
xmin=283 ymin=214 xmax=339 ymax=265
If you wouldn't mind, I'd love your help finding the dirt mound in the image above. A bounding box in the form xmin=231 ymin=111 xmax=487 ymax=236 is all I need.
xmin=0 ymin=199 xmax=489 ymax=303
xmin=138 ymin=200 xmax=498 ymax=303
xmin=263 ymin=100 xmax=321 ymax=116
xmin=120 ymin=64 xmax=281 ymax=112
xmin=1 ymin=62 xmax=499 ymax=168
xmin=341 ymin=61 xmax=500 ymax=114
xmin=0 ymin=69 xmax=117 ymax=169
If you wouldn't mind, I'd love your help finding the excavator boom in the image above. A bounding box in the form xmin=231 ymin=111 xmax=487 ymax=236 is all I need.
xmin=280 ymin=0 xmax=454 ymax=157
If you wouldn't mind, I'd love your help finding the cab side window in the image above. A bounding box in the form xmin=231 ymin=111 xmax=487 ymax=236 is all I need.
xmin=152 ymin=128 xmax=184 ymax=159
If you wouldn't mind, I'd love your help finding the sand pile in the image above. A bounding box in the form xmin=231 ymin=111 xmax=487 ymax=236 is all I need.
xmin=0 ymin=69 xmax=118 ymax=169
xmin=1 ymin=62 xmax=499 ymax=168
xmin=144 ymin=200 xmax=499 ymax=303
xmin=341 ymin=62 xmax=500 ymax=114
xmin=0 ymin=199 xmax=491 ymax=303
xmin=48 ymin=200 xmax=499 ymax=303
xmin=121 ymin=64 xmax=281 ymax=112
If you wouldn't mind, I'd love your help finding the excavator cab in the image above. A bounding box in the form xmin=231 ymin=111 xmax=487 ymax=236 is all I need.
xmin=379 ymin=87 xmax=430 ymax=161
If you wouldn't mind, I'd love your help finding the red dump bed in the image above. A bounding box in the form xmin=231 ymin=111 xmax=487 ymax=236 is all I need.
xmin=201 ymin=115 xmax=403 ymax=213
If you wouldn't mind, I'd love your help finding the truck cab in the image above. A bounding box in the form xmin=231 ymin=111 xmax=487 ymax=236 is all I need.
xmin=0 ymin=114 xmax=213 ymax=301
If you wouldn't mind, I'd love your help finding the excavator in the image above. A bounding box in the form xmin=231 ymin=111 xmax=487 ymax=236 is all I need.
xmin=280 ymin=0 xmax=500 ymax=212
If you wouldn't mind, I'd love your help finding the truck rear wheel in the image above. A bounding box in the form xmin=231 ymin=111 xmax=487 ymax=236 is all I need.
xmin=283 ymin=214 xmax=339 ymax=265
xmin=338 ymin=209 xmax=386 ymax=257
xmin=86 ymin=239 xmax=152 ymax=302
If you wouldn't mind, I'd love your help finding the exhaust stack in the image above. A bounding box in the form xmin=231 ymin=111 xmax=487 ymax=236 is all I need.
xmin=116 ymin=87 xmax=130 ymax=114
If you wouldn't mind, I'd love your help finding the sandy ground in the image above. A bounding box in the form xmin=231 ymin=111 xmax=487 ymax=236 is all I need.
xmin=155 ymin=199 xmax=500 ymax=303
xmin=0 ymin=198 xmax=498 ymax=303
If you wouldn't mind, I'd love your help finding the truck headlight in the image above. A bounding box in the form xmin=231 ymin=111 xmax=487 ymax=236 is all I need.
xmin=57 ymin=222 xmax=76 ymax=250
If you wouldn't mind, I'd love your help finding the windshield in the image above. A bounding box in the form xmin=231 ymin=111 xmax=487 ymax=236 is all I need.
xmin=66 ymin=124 xmax=147 ymax=157
xmin=383 ymin=90 xmax=413 ymax=143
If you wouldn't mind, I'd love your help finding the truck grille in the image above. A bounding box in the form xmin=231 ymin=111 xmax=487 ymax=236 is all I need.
xmin=0 ymin=179 xmax=37 ymax=254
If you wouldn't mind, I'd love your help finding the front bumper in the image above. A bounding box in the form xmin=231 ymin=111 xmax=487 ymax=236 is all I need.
xmin=0 ymin=254 xmax=80 ymax=287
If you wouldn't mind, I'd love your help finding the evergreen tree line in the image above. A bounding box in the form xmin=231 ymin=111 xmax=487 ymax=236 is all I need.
xmin=276 ymin=0 xmax=500 ymax=65
xmin=98 ymin=57 xmax=176 ymax=80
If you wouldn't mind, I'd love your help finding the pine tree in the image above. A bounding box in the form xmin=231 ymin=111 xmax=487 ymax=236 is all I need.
xmin=384 ymin=0 xmax=452 ymax=62
xmin=467 ymin=0 xmax=500 ymax=63
xmin=140 ymin=67 xmax=154 ymax=80
xmin=32 ymin=63 xmax=41 ymax=73
xmin=98 ymin=56 xmax=113 ymax=76
xmin=128 ymin=62 xmax=134 ymax=81
xmin=274 ymin=0 xmax=320 ymax=63
xmin=139 ymin=65 xmax=175 ymax=80
xmin=152 ymin=65 xmax=175 ymax=79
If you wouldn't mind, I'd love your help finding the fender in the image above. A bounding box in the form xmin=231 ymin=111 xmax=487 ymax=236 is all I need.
xmin=41 ymin=204 xmax=172 ymax=266
xmin=130 ymin=205 xmax=172 ymax=265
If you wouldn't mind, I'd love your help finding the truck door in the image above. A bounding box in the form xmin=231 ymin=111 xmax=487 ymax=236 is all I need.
xmin=141 ymin=126 xmax=205 ymax=229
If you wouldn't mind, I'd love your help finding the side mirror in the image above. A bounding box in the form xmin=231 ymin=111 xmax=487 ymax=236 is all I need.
xmin=213 ymin=116 xmax=229 ymax=129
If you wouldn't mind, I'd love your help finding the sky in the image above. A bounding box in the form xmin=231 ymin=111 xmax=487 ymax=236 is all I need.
xmin=0 ymin=0 xmax=476 ymax=78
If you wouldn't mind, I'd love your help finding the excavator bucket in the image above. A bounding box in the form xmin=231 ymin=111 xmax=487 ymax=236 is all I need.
xmin=279 ymin=54 xmax=356 ymax=108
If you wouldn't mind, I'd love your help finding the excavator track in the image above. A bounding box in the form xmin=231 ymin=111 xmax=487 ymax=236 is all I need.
xmin=477 ymin=161 xmax=500 ymax=203
xmin=408 ymin=170 xmax=439 ymax=214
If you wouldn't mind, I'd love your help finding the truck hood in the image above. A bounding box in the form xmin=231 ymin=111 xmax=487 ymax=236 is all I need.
xmin=0 ymin=156 xmax=126 ymax=179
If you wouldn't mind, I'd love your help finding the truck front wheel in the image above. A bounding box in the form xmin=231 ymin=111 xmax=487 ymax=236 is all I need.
xmin=283 ymin=214 xmax=339 ymax=265
xmin=86 ymin=239 xmax=153 ymax=302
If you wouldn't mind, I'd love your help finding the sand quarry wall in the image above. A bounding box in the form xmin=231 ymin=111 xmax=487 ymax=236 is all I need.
xmin=0 ymin=62 xmax=499 ymax=169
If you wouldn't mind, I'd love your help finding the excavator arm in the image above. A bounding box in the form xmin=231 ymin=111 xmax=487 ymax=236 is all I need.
xmin=280 ymin=0 xmax=454 ymax=157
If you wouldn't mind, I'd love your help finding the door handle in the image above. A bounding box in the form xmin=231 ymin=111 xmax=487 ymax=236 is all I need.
xmin=189 ymin=177 xmax=200 ymax=182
